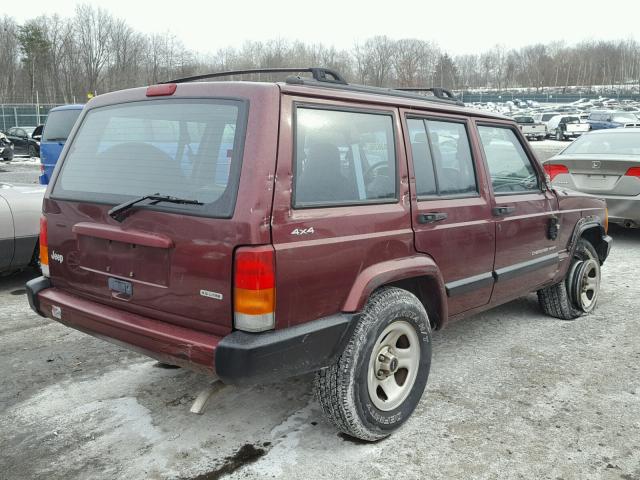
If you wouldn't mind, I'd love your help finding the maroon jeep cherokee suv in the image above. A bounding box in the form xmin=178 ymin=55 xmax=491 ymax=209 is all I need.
xmin=26 ymin=68 xmax=611 ymax=441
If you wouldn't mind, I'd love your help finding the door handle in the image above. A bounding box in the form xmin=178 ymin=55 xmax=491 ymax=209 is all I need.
xmin=493 ymin=206 xmax=516 ymax=216
xmin=418 ymin=212 xmax=448 ymax=224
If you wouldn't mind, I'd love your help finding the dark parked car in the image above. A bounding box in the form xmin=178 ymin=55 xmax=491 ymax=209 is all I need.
xmin=587 ymin=111 xmax=640 ymax=130
xmin=39 ymin=105 xmax=84 ymax=184
xmin=4 ymin=126 xmax=41 ymax=157
xmin=542 ymin=128 xmax=640 ymax=228
xmin=26 ymin=67 xmax=611 ymax=441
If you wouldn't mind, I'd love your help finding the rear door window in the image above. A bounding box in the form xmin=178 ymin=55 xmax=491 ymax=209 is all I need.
xmin=53 ymin=99 xmax=247 ymax=218
xmin=293 ymin=107 xmax=397 ymax=208
xmin=406 ymin=118 xmax=477 ymax=197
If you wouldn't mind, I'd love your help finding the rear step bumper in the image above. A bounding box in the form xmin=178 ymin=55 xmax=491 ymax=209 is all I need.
xmin=26 ymin=277 xmax=356 ymax=384
xmin=26 ymin=277 xmax=220 ymax=373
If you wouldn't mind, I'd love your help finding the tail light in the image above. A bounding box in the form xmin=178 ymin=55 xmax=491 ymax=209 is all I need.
xmin=544 ymin=163 xmax=569 ymax=181
xmin=625 ymin=167 xmax=640 ymax=177
xmin=234 ymin=246 xmax=275 ymax=332
xmin=39 ymin=215 xmax=49 ymax=277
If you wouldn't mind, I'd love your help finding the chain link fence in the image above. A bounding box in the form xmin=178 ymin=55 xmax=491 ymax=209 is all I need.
xmin=0 ymin=104 xmax=63 ymax=131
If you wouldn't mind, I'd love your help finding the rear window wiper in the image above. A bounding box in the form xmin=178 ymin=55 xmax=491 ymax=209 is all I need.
xmin=108 ymin=193 xmax=204 ymax=222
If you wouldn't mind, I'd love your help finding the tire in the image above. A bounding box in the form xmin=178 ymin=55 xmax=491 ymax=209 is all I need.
xmin=314 ymin=287 xmax=432 ymax=441
xmin=555 ymin=129 xmax=564 ymax=141
xmin=30 ymin=242 xmax=40 ymax=269
xmin=537 ymin=238 xmax=600 ymax=320
xmin=28 ymin=145 xmax=37 ymax=158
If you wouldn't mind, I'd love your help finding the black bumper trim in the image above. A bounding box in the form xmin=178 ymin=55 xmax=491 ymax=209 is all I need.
xmin=215 ymin=313 xmax=356 ymax=385
xmin=598 ymin=235 xmax=613 ymax=264
xmin=25 ymin=276 xmax=51 ymax=317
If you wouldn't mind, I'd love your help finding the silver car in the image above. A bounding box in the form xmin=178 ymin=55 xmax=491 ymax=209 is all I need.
xmin=0 ymin=183 xmax=45 ymax=273
xmin=542 ymin=128 xmax=640 ymax=228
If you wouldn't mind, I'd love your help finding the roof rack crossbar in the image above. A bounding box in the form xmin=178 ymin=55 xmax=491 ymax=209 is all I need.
xmin=164 ymin=67 xmax=347 ymax=85
xmin=395 ymin=87 xmax=457 ymax=100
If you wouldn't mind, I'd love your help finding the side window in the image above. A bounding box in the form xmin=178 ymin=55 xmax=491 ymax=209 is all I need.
xmin=406 ymin=118 xmax=477 ymax=197
xmin=294 ymin=107 xmax=397 ymax=208
xmin=477 ymin=125 xmax=539 ymax=194
xmin=407 ymin=119 xmax=436 ymax=196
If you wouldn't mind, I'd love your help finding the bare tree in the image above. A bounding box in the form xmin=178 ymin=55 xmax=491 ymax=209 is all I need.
xmin=75 ymin=4 xmax=113 ymax=95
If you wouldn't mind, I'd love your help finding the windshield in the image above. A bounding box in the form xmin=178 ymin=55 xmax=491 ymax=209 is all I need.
xmin=562 ymin=131 xmax=640 ymax=155
xmin=53 ymin=99 xmax=246 ymax=218
xmin=514 ymin=117 xmax=534 ymax=124
xmin=43 ymin=109 xmax=82 ymax=141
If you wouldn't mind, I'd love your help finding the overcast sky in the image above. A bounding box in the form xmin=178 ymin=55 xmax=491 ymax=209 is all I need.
xmin=9 ymin=0 xmax=640 ymax=55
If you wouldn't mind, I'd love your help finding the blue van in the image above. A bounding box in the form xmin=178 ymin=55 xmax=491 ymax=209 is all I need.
xmin=39 ymin=104 xmax=83 ymax=184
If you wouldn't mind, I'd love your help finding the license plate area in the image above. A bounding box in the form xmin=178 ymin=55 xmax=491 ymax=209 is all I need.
xmin=108 ymin=277 xmax=133 ymax=297
xmin=77 ymin=236 xmax=170 ymax=287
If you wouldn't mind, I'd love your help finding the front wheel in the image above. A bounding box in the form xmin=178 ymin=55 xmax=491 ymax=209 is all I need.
xmin=28 ymin=145 xmax=37 ymax=158
xmin=555 ymin=129 xmax=564 ymax=141
xmin=537 ymin=238 xmax=600 ymax=320
xmin=314 ymin=287 xmax=432 ymax=441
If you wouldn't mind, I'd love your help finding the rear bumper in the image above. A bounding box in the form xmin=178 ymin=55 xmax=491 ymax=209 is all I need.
xmin=26 ymin=278 xmax=220 ymax=373
xmin=26 ymin=277 xmax=355 ymax=384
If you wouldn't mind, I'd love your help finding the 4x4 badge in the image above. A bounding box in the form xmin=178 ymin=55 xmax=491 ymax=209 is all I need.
xmin=291 ymin=227 xmax=315 ymax=236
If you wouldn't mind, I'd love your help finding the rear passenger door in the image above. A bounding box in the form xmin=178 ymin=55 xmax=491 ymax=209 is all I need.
xmin=271 ymin=97 xmax=413 ymax=328
xmin=475 ymin=122 xmax=560 ymax=303
xmin=403 ymin=112 xmax=495 ymax=316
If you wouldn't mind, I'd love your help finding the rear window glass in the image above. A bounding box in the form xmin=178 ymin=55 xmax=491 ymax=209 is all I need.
xmin=43 ymin=109 xmax=82 ymax=141
xmin=562 ymin=131 xmax=640 ymax=155
xmin=53 ymin=99 xmax=246 ymax=218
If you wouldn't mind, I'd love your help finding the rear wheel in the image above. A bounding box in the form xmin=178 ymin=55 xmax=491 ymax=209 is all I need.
xmin=28 ymin=145 xmax=37 ymax=158
xmin=537 ymin=238 xmax=600 ymax=320
xmin=314 ymin=287 xmax=432 ymax=441
xmin=555 ymin=129 xmax=564 ymax=141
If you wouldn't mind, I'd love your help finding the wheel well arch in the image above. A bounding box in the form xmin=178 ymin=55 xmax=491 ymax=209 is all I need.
xmin=386 ymin=276 xmax=447 ymax=330
xmin=342 ymin=256 xmax=449 ymax=330
xmin=572 ymin=219 xmax=610 ymax=264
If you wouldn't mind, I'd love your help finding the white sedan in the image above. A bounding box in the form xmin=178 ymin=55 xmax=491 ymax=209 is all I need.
xmin=0 ymin=183 xmax=45 ymax=273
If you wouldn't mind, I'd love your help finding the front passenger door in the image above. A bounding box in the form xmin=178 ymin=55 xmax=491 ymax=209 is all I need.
xmin=405 ymin=113 xmax=496 ymax=316
xmin=476 ymin=123 xmax=560 ymax=304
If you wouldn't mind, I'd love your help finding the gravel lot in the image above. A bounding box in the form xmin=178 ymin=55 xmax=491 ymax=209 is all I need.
xmin=1 ymin=142 xmax=639 ymax=480
xmin=0 ymin=156 xmax=41 ymax=184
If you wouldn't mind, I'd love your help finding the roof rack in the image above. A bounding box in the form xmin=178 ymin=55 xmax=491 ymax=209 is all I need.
xmin=285 ymin=78 xmax=464 ymax=106
xmin=395 ymin=87 xmax=458 ymax=101
xmin=164 ymin=67 xmax=347 ymax=85
xmin=163 ymin=67 xmax=463 ymax=106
